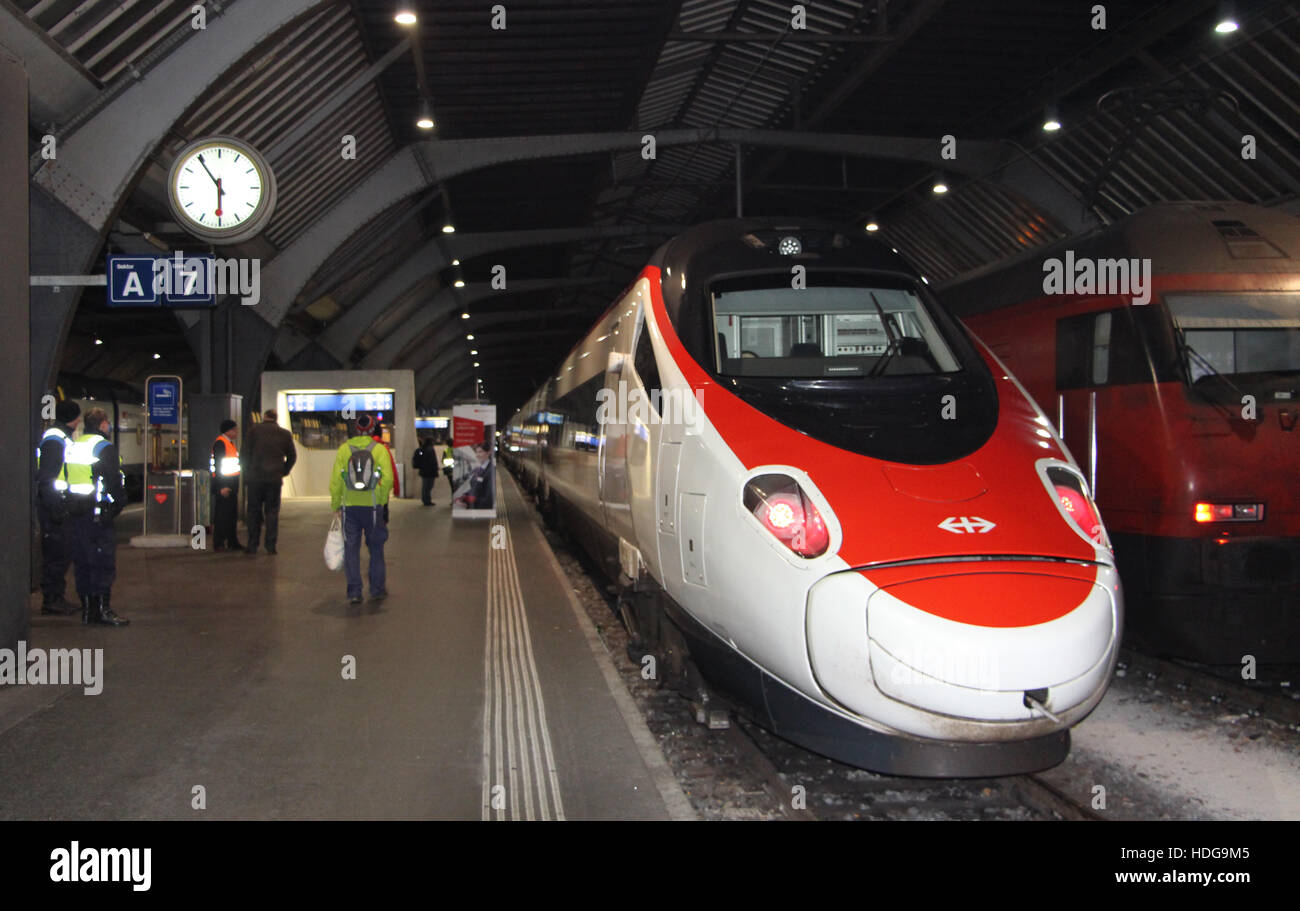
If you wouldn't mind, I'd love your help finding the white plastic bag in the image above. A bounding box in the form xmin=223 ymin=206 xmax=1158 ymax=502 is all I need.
xmin=323 ymin=514 xmax=344 ymax=571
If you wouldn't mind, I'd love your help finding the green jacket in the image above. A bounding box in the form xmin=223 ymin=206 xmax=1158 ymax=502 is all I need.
xmin=330 ymin=436 xmax=395 ymax=509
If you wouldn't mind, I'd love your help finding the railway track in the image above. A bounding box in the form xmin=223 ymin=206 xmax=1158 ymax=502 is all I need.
xmin=1117 ymin=648 xmax=1300 ymax=729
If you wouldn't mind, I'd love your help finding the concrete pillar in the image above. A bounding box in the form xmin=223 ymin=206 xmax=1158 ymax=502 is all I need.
xmin=1 ymin=48 xmax=30 ymax=652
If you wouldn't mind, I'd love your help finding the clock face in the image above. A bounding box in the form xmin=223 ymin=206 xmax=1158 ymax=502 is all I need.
xmin=167 ymin=137 xmax=276 ymax=244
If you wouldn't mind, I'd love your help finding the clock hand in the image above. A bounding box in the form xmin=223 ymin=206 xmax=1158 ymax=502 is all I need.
xmin=215 ymin=177 xmax=223 ymax=217
xmin=196 ymin=154 xmax=220 ymax=186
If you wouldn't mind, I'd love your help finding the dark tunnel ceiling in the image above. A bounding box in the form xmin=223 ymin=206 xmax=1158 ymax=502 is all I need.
xmin=27 ymin=0 xmax=1300 ymax=412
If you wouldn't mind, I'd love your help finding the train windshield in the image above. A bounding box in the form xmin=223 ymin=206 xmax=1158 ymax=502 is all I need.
xmin=711 ymin=280 xmax=960 ymax=378
xmin=1169 ymin=292 xmax=1300 ymax=381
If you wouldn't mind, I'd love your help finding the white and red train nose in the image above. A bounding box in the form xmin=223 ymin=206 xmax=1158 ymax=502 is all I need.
xmin=806 ymin=559 xmax=1122 ymax=740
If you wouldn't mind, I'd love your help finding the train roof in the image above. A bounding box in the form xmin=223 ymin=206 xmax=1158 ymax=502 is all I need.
xmin=940 ymin=202 xmax=1300 ymax=317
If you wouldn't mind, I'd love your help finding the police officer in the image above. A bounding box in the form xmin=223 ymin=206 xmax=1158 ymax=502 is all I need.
xmin=65 ymin=408 xmax=129 ymax=626
xmin=210 ymin=419 xmax=242 ymax=551
xmin=35 ymin=399 xmax=82 ymax=615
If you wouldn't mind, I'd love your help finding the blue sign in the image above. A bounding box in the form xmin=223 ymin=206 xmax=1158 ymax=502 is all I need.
xmin=147 ymin=377 xmax=181 ymax=425
xmin=286 ymin=392 xmax=393 ymax=413
xmin=108 ymin=256 xmax=159 ymax=306
xmin=107 ymin=254 xmax=217 ymax=307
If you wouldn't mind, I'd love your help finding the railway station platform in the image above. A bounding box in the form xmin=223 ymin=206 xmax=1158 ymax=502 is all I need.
xmin=0 ymin=478 xmax=694 ymax=821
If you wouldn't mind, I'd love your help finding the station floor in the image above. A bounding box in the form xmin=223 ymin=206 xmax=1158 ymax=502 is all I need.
xmin=0 ymin=477 xmax=695 ymax=820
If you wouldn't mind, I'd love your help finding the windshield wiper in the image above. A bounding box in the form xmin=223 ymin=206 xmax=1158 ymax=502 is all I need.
xmin=1180 ymin=334 xmax=1246 ymax=420
xmin=867 ymin=292 xmax=901 ymax=378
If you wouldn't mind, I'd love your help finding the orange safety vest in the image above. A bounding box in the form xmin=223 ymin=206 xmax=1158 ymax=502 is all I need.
xmin=211 ymin=435 xmax=240 ymax=478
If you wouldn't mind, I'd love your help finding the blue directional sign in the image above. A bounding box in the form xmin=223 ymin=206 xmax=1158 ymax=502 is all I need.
xmin=165 ymin=255 xmax=215 ymax=305
xmin=107 ymin=256 xmax=159 ymax=306
xmin=106 ymin=254 xmax=216 ymax=307
xmin=147 ymin=377 xmax=182 ymax=425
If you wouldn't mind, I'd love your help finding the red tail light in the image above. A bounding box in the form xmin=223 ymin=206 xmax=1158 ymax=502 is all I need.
xmin=744 ymin=474 xmax=830 ymax=558
xmin=1047 ymin=467 xmax=1108 ymax=548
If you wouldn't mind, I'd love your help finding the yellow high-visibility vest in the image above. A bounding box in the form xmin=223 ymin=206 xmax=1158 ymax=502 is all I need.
xmin=64 ymin=433 xmax=112 ymax=500
xmin=38 ymin=426 xmax=73 ymax=491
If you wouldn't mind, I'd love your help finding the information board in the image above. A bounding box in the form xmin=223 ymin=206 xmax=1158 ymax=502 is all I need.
xmin=285 ymin=392 xmax=393 ymax=413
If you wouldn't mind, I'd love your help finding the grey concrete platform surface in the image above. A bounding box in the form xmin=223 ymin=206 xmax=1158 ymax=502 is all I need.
xmin=0 ymin=479 xmax=693 ymax=820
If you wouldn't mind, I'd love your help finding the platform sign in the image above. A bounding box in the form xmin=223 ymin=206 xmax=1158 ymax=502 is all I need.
xmin=106 ymin=254 xmax=217 ymax=307
xmin=147 ymin=376 xmax=182 ymax=425
xmin=107 ymin=256 xmax=159 ymax=306
xmin=451 ymin=403 xmax=496 ymax=520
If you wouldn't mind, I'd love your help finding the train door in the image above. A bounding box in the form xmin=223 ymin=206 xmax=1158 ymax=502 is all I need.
xmin=1054 ymin=304 xmax=1168 ymax=523
xmin=598 ymin=294 xmax=639 ymax=545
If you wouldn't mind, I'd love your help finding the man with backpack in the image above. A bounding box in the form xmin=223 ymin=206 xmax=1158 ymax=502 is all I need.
xmin=329 ymin=414 xmax=395 ymax=606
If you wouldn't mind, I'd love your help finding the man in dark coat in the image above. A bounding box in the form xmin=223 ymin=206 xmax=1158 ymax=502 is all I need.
xmin=35 ymin=399 xmax=82 ymax=614
xmin=242 ymin=409 xmax=297 ymax=555
xmin=412 ymin=437 xmax=438 ymax=506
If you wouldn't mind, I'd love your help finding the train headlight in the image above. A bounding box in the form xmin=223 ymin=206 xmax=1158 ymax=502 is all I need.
xmin=778 ymin=235 xmax=802 ymax=256
xmin=1047 ymin=466 xmax=1109 ymax=549
xmin=744 ymin=473 xmax=829 ymax=558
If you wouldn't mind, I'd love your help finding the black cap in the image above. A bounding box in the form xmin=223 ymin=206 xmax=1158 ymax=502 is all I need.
xmin=219 ymin=419 xmax=237 ymax=433
xmin=355 ymin=414 xmax=375 ymax=434
xmin=55 ymin=400 xmax=81 ymax=424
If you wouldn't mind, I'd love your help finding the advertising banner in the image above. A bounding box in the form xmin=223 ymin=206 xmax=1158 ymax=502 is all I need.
xmin=451 ymin=403 xmax=496 ymax=519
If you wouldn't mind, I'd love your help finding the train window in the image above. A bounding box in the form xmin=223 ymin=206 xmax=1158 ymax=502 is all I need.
xmin=1168 ymin=292 xmax=1300 ymax=382
xmin=1057 ymin=307 xmax=1181 ymax=389
xmin=633 ymin=320 xmax=662 ymax=407
xmin=710 ymin=280 xmax=959 ymax=378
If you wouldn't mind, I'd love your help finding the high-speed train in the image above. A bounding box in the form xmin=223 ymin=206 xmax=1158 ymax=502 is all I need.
xmin=504 ymin=219 xmax=1122 ymax=777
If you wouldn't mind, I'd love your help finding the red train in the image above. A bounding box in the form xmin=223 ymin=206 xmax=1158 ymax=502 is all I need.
xmin=941 ymin=202 xmax=1300 ymax=663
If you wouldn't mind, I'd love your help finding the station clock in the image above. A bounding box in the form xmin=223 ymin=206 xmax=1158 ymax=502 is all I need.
xmin=166 ymin=136 xmax=277 ymax=245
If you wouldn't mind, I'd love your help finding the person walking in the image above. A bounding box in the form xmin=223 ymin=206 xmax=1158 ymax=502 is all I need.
xmin=210 ymin=419 xmax=242 ymax=551
xmin=412 ymin=437 xmax=438 ymax=506
xmin=65 ymin=408 xmax=129 ymax=626
xmin=242 ymin=409 xmax=297 ymax=555
xmin=34 ymin=399 xmax=82 ymax=615
xmin=329 ymin=414 xmax=394 ymax=607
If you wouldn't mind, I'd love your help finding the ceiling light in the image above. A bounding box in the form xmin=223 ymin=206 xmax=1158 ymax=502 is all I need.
xmin=394 ymin=3 xmax=417 ymax=26
xmin=94 ymin=337 xmax=103 ymax=345
xmin=473 ymin=362 xmax=480 ymax=368
xmin=865 ymin=221 xmax=879 ymax=232
xmin=442 ymin=224 xmax=455 ymax=234
xmin=1215 ymin=19 xmax=1238 ymax=33
xmin=932 ymin=180 xmax=948 ymax=195
xmin=152 ymin=353 xmax=161 ymax=359
xmin=416 ymin=99 xmax=434 ymax=130
xmin=454 ymin=280 xmax=465 ymax=288
xmin=461 ymin=312 xmax=470 ymax=319
xmin=451 ymin=259 xmax=460 ymax=266
xmin=466 ymin=334 xmax=474 ymax=340
xmin=470 ymin=349 xmax=478 ymax=355
xmin=1042 ymin=118 xmax=1061 ymax=132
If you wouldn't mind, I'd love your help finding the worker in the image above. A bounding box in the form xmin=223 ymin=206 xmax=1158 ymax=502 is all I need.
xmin=210 ymin=419 xmax=242 ymax=551
xmin=329 ymin=414 xmax=395 ymax=607
xmin=34 ymin=399 xmax=82 ymax=615
xmin=65 ymin=408 xmax=128 ymax=626
xmin=242 ymin=409 xmax=297 ymax=555
xmin=441 ymin=439 xmax=455 ymax=497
